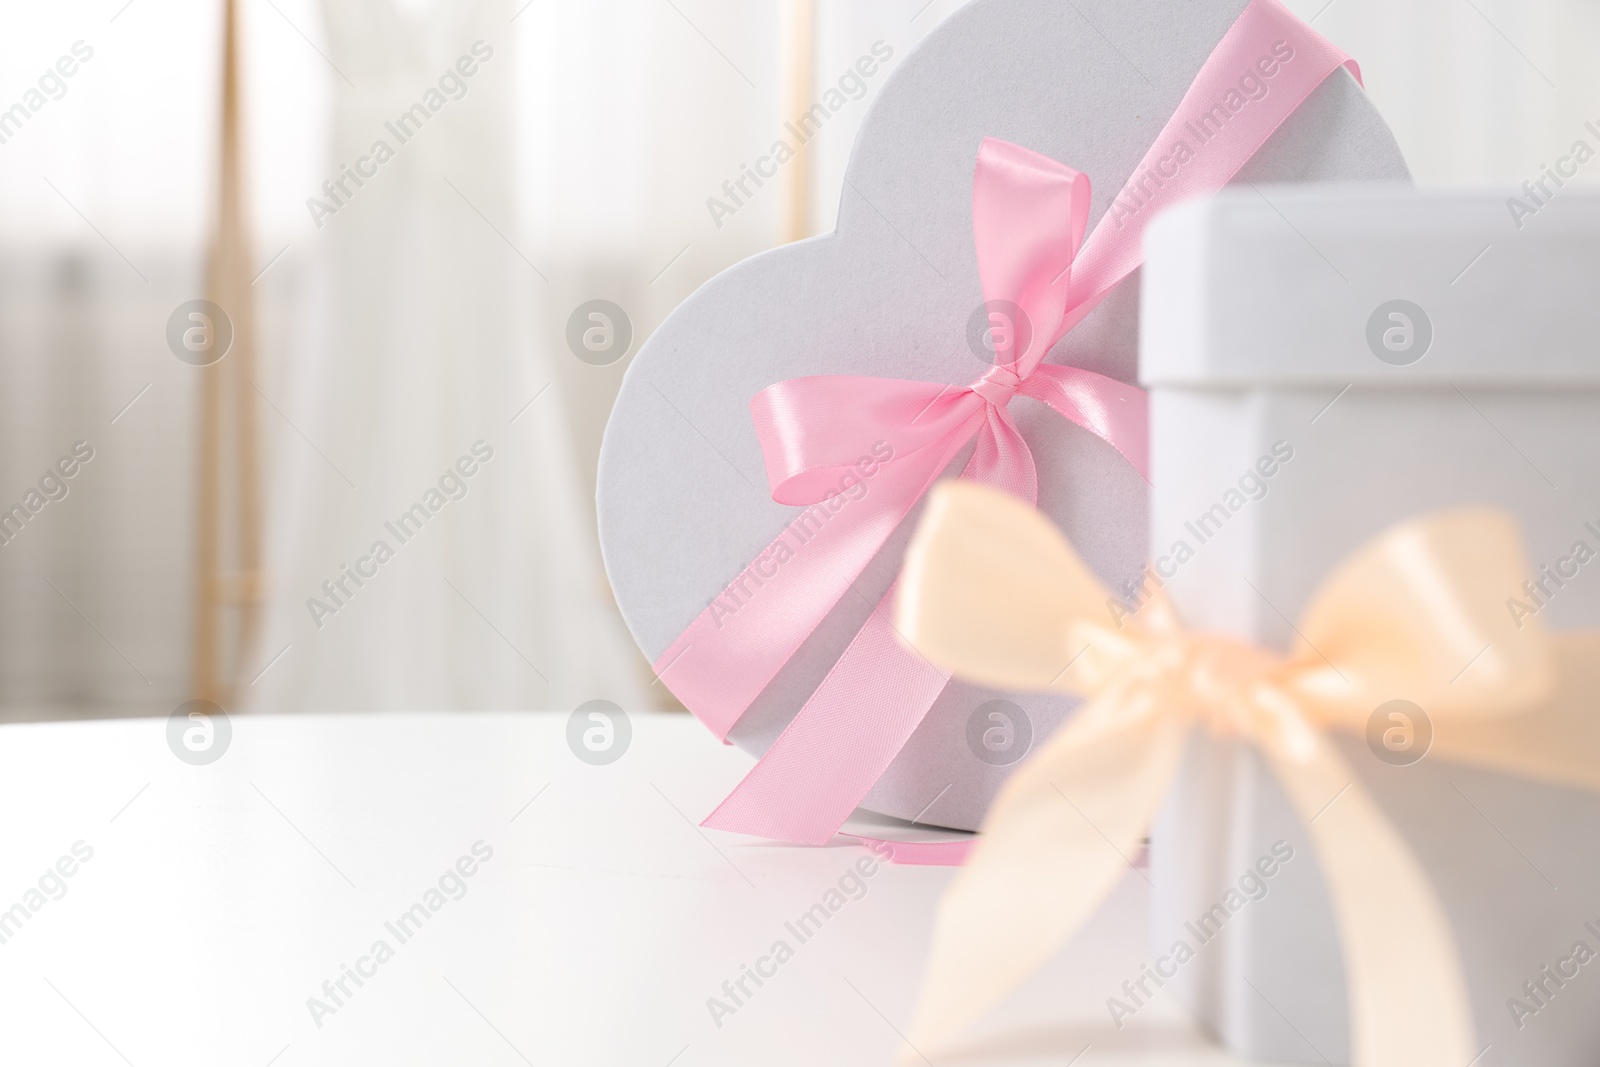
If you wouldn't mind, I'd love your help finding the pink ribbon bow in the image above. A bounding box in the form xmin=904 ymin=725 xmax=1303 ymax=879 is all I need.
xmin=653 ymin=0 xmax=1361 ymax=849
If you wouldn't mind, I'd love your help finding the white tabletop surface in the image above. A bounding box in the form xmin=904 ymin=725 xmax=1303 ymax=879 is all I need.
xmin=0 ymin=710 xmax=1276 ymax=1067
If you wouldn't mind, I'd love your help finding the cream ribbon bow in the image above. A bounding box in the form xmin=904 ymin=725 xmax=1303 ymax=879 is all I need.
xmin=893 ymin=481 xmax=1600 ymax=1066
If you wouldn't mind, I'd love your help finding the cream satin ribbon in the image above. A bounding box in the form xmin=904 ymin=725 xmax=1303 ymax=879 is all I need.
xmin=894 ymin=481 xmax=1600 ymax=1065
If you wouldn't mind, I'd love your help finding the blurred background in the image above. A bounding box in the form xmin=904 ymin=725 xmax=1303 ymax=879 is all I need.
xmin=1 ymin=0 xmax=1596 ymax=723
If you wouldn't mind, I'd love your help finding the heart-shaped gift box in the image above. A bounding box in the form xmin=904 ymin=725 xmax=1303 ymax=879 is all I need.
xmin=598 ymin=0 xmax=1407 ymax=832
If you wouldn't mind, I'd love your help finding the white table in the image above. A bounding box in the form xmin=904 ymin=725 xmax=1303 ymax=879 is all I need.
xmin=0 ymin=711 xmax=1273 ymax=1066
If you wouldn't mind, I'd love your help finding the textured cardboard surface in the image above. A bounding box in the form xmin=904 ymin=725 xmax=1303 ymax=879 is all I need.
xmin=1143 ymin=191 xmax=1600 ymax=1064
xmin=597 ymin=0 xmax=1408 ymax=831
xmin=1144 ymin=186 xmax=1600 ymax=385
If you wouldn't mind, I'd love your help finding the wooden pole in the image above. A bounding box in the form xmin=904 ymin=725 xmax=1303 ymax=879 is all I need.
xmin=192 ymin=0 xmax=262 ymax=706
xmin=782 ymin=0 xmax=814 ymax=244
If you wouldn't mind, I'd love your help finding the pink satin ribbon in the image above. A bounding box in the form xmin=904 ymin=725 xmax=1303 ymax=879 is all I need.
xmin=844 ymin=835 xmax=976 ymax=867
xmin=652 ymin=0 xmax=1362 ymax=850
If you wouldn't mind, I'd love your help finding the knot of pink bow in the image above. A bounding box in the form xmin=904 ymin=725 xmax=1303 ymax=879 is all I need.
xmin=970 ymin=362 xmax=1021 ymax=407
xmin=652 ymin=138 xmax=1151 ymax=845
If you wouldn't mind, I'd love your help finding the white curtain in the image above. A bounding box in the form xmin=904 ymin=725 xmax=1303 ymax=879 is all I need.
xmin=1 ymin=0 xmax=1596 ymax=719
xmin=244 ymin=0 xmax=647 ymax=712
xmin=0 ymin=252 xmax=195 ymax=712
xmin=1302 ymin=0 xmax=1600 ymax=185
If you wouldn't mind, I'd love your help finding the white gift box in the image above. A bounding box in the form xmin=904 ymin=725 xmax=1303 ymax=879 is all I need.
xmin=597 ymin=0 xmax=1407 ymax=833
xmin=1141 ymin=186 xmax=1600 ymax=1064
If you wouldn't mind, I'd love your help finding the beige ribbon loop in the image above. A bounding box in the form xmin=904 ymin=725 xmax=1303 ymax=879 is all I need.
xmin=1261 ymin=734 xmax=1475 ymax=1066
xmin=894 ymin=482 xmax=1586 ymax=1065
xmin=904 ymin=691 xmax=1191 ymax=1054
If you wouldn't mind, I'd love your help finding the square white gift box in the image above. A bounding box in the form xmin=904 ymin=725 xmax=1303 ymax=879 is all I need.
xmin=1140 ymin=186 xmax=1600 ymax=1065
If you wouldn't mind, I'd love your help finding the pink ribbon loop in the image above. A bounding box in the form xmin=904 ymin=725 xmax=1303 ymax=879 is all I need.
xmin=971 ymin=137 xmax=1090 ymax=371
xmin=1019 ymin=364 xmax=1150 ymax=479
xmin=750 ymin=376 xmax=985 ymax=507
xmin=653 ymin=0 xmax=1363 ymax=852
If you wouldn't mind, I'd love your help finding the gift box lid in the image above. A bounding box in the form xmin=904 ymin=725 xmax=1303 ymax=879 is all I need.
xmin=1140 ymin=185 xmax=1600 ymax=386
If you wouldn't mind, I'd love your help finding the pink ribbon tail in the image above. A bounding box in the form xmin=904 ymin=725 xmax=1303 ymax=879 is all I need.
xmin=846 ymin=835 xmax=975 ymax=867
